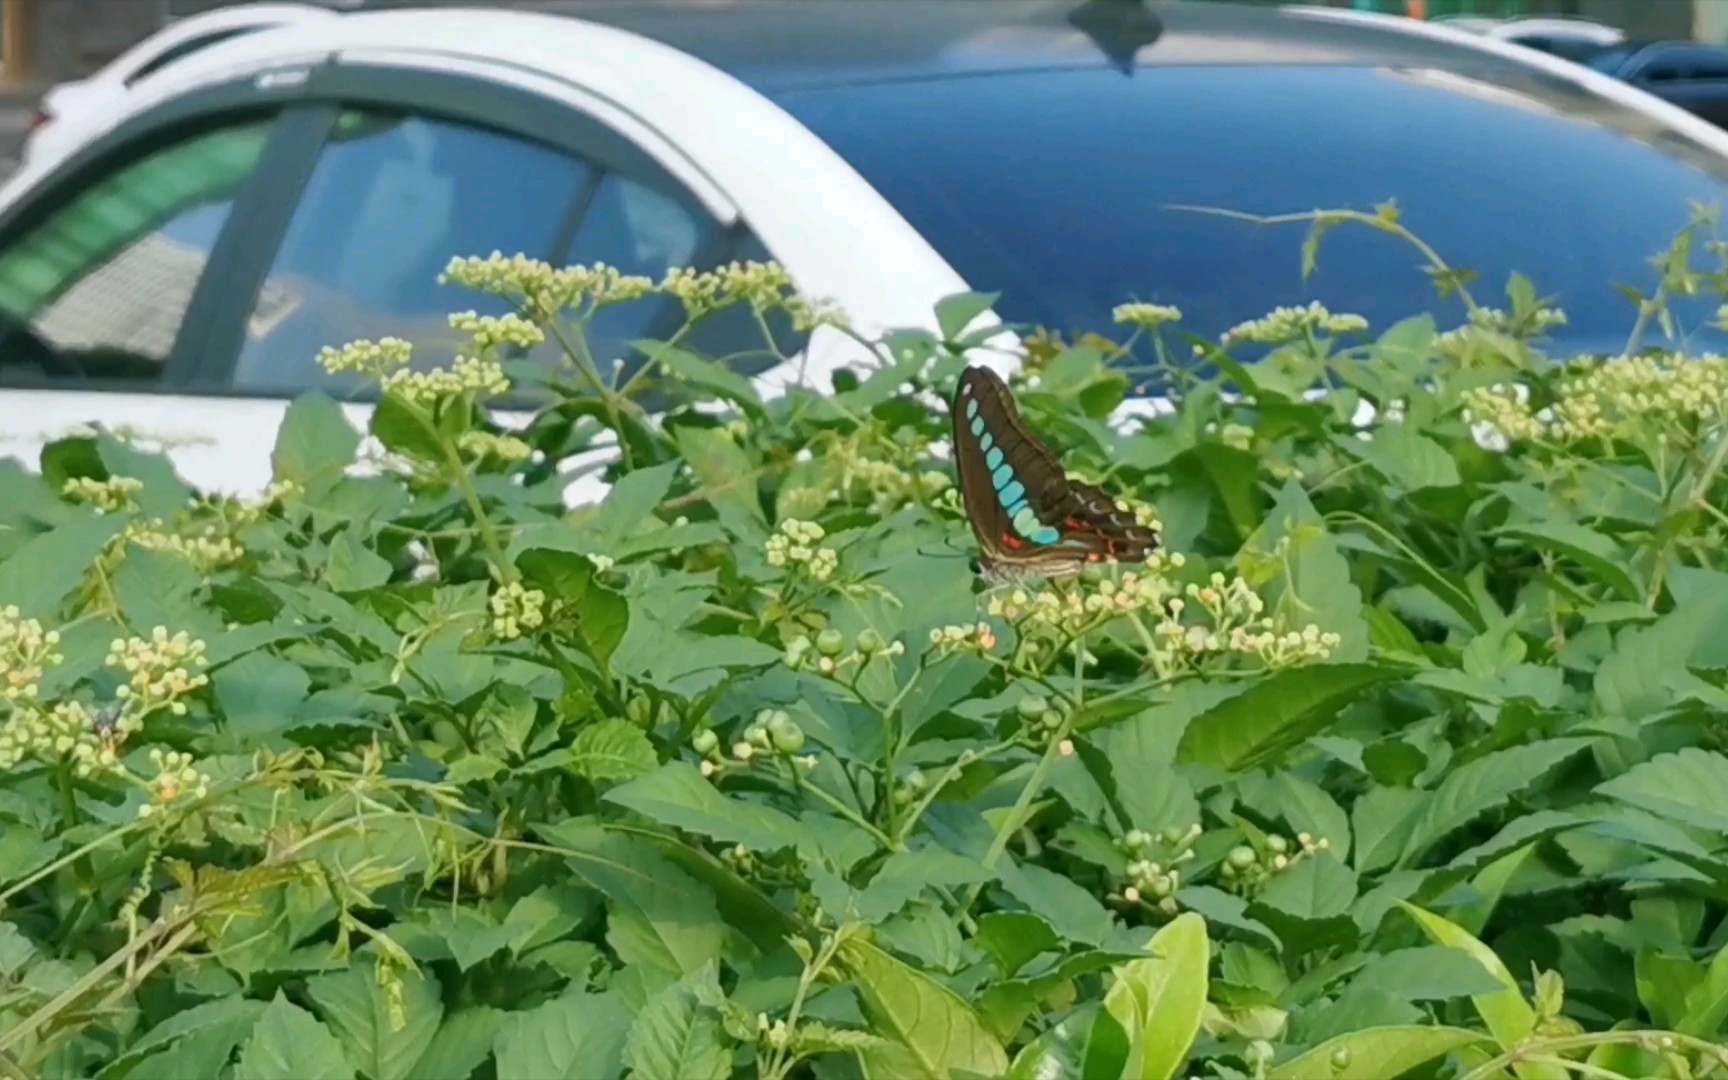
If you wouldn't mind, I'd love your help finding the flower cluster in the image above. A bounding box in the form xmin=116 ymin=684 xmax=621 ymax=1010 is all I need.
xmin=138 ymin=748 xmax=211 ymax=817
xmin=441 ymin=254 xmax=654 ymax=317
xmin=489 ymin=580 xmax=547 ymax=640
xmin=231 ymin=479 xmax=303 ymax=525
xmin=317 ymin=337 xmax=414 ymax=380
xmin=1436 ymin=303 xmax=1569 ymax=359
xmin=1112 ymin=302 xmax=1184 ymax=330
xmin=123 ymin=519 xmax=245 ymax=571
xmin=663 ymin=260 xmax=794 ymax=319
xmin=1113 ymin=824 xmax=1204 ymax=914
xmin=834 ymin=448 xmax=951 ymax=515
xmin=928 ymin=621 xmax=998 ymax=654
xmin=1 ymin=606 xmax=60 ymax=703
xmin=382 ymin=352 xmax=511 ymax=405
xmin=1219 ymin=423 xmax=1255 ymax=451
xmin=692 ymin=709 xmax=817 ymax=777
xmin=458 ymin=430 xmax=533 ymax=464
xmin=765 ymin=519 xmax=839 ymax=581
xmin=1463 ymin=353 xmax=1728 ymax=448
xmin=1220 ymin=302 xmax=1368 ymax=348
xmin=1218 ymin=831 xmax=1331 ymax=896
xmin=784 ymin=627 xmax=904 ymax=676
xmin=987 ymin=563 xmax=1340 ymax=671
xmin=109 ymin=628 xmax=209 ymax=717
xmin=62 ymin=475 xmax=143 ymax=514
xmin=448 ymin=310 xmax=545 ymax=351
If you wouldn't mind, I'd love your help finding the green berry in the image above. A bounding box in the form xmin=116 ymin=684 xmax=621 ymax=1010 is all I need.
xmin=857 ymin=628 xmax=886 ymax=652
xmin=766 ymin=710 xmax=798 ymax=737
xmin=692 ymin=729 xmax=719 ymax=755
xmin=1124 ymin=829 xmax=1151 ymax=851
xmin=1040 ymin=709 xmax=1063 ymax=730
xmin=747 ymin=725 xmax=773 ymax=750
xmin=1329 ymin=1046 xmax=1352 ymax=1070
xmin=816 ymin=629 xmax=846 ymax=656
xmin=1227 ymin=845 xmax=1257 ymax=869
xmin=770 ymin=721 xmax=806 ymax=753
xmin=903 ymin=768 xmax=928 ymax=792
xmin=1017 ymin=695 xmax=1048 ymax=720
xmin=1267 ymin=834 xmax=1290 ymax=854
xmin=1161 ymin=826 xmax=1186 ymax=845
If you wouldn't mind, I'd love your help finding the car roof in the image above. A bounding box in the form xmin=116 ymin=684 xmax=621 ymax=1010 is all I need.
xmin=345 ymin=0 xmax=1530 ymax=93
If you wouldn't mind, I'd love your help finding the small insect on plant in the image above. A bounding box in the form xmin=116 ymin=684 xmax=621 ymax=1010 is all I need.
xmin=951 ymin=364 xmax=1159 ymax=585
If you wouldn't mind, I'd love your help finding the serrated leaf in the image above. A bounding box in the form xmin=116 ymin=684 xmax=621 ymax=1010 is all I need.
xmin=1493 ymin=522 xmax=1639 ymax=601
xmin=493 ymin=991 xmax=630 ymax=1080
xmin=273 ymin=392 xmax=361 ymax=492
xmin=623 ymin=966 xmax=733 ymax=1080
xmin=1595 ymin=748 xmax=1728 ymax=834
xmin=0 ymin=512 xmax=124 ymax=619
xmin=996 ymin=860 xmax=1116 ymax=949
xmin=603 ymin=762 xmax=804 ymax=851
xmin=1348 ymin=946 xmax=1508 ymax=1001
xmin=1399 ymin=739 xmax=1590 ymax=867
xmin=305 ymin=958 xmax=442 ymax=1080
xmin=839 ymin=936 xmax=1009 ymax=1079
xmin=235 ymin=993 xmax=355 ymax=1080
xmin=567 ymin=718 xmax=658 ymax=782
xmin=934 ymin=291 xmax=1000 ymax=340
xmin=1177 ymin=664 xmax=1403 ymax=771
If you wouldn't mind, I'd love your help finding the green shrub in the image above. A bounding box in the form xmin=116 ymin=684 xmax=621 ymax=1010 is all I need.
xmin=2 ymin=205 xmax=1728 ymax=1080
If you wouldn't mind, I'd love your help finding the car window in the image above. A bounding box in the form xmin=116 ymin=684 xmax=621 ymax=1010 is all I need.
xmin=554 ymin=171 xmax=716 ymax=376
xmin=0 ymin=115 xmax=274 ymax=384
xmin=125 ymin=27 xmax=254 ymax=85
xmin=230 ymin=109 xmax=595 ymax=395
xmin=778 ymin=64 xmax=1728 ymax=371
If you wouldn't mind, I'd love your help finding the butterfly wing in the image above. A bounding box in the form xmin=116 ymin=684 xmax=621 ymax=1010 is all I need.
xmin=952 ymin=365 xmax=1158 ymax=574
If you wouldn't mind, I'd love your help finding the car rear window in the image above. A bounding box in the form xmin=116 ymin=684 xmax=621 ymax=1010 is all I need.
xmin=777 ymin=63 xmax=1728 ymax=362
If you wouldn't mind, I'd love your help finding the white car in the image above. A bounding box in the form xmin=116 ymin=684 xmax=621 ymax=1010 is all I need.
xmin=1 ymin=0 xmax=1726 ymax=507
xmin=22 ymin=3 xmax=345 ymax=168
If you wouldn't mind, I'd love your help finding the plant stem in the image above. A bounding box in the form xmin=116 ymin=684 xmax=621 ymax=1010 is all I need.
xmin=1455 ymin=1031 xmax=1727 ymax=1080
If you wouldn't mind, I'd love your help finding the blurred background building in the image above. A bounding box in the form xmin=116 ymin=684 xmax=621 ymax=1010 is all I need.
xmin=0 ymin=0 xmax=1721 ymax=89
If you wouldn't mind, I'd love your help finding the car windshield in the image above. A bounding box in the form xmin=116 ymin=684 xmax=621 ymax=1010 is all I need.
xmin=1584 ymin=44 xmax=1643 ymax=71
xmin=777 ymin=63 xmax=1728 ymax=369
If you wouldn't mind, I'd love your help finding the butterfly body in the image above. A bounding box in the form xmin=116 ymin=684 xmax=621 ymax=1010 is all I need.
xmin=951 ymin=365 xmax=1158 ymax=582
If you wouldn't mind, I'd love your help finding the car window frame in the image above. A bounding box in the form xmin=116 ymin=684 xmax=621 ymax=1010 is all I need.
xmin=188 ymin=59 xmax=758 ymax=401
xmin=0 ymin=68 xmax=331 ymax=395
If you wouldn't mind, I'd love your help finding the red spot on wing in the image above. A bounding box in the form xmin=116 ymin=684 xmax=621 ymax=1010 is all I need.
xmin=1001 ymin=533 xmax=1027 ymax=550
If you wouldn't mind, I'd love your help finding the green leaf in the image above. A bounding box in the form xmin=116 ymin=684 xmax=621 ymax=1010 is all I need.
xmin=589 ymin=461 xmax=681 ymax=549
xmin=1348 ymin=946 xmax=1509 ymax=1001
xmin=1249 ymin=853 xmax=1360 ymax=955
xmin=1493 ymin=522 xmax=1639 ymax=601
xmin=108 ymin=997 xmax=267 ymax=1076
xmin=235 ymin=993 xmax=356 ymax=1080
xmin=492 ymin=991 xmax=630 ymax=1080
xmin=325 ymin=532 xmax=393 ymax=592
xmin=1237 ymin=772 xmax=1351 ymax=864
xmin=838 ymin=935 xmax=1009 ymax=1079
xmin=1102 ymin=912 xmax=1210 ymax=1080
xmin=673 ymin=427 xmax=765 ymax=539
xmin=974 ymin=912 xmax=1060 ymax=978
xmin=540 ymin=823 xmax=724 ymax=978
xmin=1595 ymin=748 xmax=1728 ymax=834
xmin=273 ymin=392 xmax=361 ymax=492
xmin=996 ymin=860 xmax=1116 ymax=949
xmin=0 ymin=512 xmax=123 ymax=618
xmin=1398 ymin=739 xmax=1590 ymax=867
xmin=603 ymin=762 xmax=804 ymax=852
xmin=98 ymin=433 xmax=193 ymax=518
xmin=1395 ymin=902 xmax=1565 ymax=1080
xmin=1176 ymin=664 xmax=1403 ymax=771
xmin=1594 ymin=593 xmax=1728 ymax=720
xmin=1348 ymin=425 xmax=1461 ymax=491
xmin=305 ymin=958 xmax=443 ymax=1080
xmin=934 ymin=291 xmax=1000 ymax=340
xmin=1267 ymin=1025 xmax=1489 ymax=1080
xmin=566 ymin=718 xmax=658 ymax=783
xmin=1679 ymin=940 xmax=1728 ymax=1037
xmin=649 ymin=341 xmax=763 ymax=412
xmin=369 ymin=394 xmax=443 ymax=462
xmin=213 ymin=652 xmax=311 ymax=741
xmin=410 ymin=1008 xmax=506 ymax=1080
xmin=623 ymin=965 xmax=733 ymax=1080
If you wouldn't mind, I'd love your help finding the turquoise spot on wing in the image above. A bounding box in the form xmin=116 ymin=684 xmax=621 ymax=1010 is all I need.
xmin=999 ymin=480 xmax=1025 ymax=506
xmin=991 ymin=464 xmax=1014 ymax=489
xmin=1012 ymin=506 xmax=1041 ymax=536
xmin=1032 ymin=526 xmax=1060 ymax=544
xmin=978 ymin=432 xmax=993 ymax=452
xmin=985 ymin=447 xmax=1004 ymax=470
xmin=966 ymin=399 xmax=979 ymax=419
xmin=970 ymin=417 xmax=986 ymax=437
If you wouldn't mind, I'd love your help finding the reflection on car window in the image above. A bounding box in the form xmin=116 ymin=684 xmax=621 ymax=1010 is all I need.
xmin=550 ymin=171 xmax=714 ymax=376
xmin=780 ymin=64 xmax=1728 ymax=375
xmin=231 ymin=110 xmax=591 ymax=395
xmin=0 ymin=115 xmax=272 ymax=382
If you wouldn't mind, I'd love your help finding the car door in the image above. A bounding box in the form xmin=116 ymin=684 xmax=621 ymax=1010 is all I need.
xmin=0 ymin=101 xmax=326 ymax=497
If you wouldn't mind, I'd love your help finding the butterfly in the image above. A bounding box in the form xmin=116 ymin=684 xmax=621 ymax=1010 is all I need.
xmin=951 ymin=364 xmax=1159 ymax=584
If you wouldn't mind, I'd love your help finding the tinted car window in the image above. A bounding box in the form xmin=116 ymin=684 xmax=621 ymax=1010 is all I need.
xmin=0 ymin=115 xmax=273 ymax=383
xmin=231 ymin=110 xmax=592 ymax=394
xmin=779 ymin=64 xmax=1728 ymax=367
